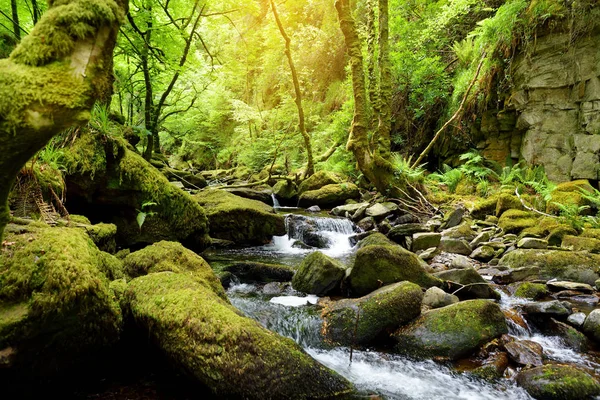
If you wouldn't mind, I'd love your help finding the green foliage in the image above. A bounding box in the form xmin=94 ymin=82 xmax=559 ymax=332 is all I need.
xmin=458 ymin=149 xmax=498 ymax=180
xmin=429 ymin=165 xmax=464 ymax=194
xmin=391 ymin=153 xmax=426 ymax=184
xmin=136 ymin=201 xmax=157 ymax=231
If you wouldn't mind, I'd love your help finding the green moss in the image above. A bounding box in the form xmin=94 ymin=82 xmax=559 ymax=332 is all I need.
xmin=348 ymin=244 xmax=442 ymax=297
xmin=514 ymin=282 xmax=549 ymax=300
xmin=292 ymin=252 xmax=346 ymax=295
xmin=63 ymin=130 xmax=107 ymax=178
xmin=298 ymin=171 xmax=343 ymax=194
xmin=498 ymin=210 xmax=538 ymax=234
xmin=273 ymin=180 xmax=298 ymax=200
xmin=554 ymin=180 xmax=595 ymax=193
xmin=70 ymin=214 xmax=91 ymax=225
xmin=82 ymin=222 xmax=117 ymax=253
xmin=517 ymin=364 xmax=600 ymax=400
xmin=495 ymin=194 xmax=523 ymax=217
xmin=499 ymin=249 xmax=600 ymax=285
xmin=547 ymin=191 xmax=592 ymax=214
xmin=97 ymin=251 xmax=124 ymax=281
xmin=123 ymin=241 xmax=225 ymax=299
xmin=547 ymin=225 xmax=579 ymax=246
xmin=470 ymin=195 xmax=499 ymax=219
xmin=562 ymin=235 xmax=600 ymax=253
xmin=581 ymin=229 xmax=600 ymax=240
xmin=322 ymin=281 xmax=423 ymax=346
xmin=298 ymin=183 xmax=360 ymax=208
xmin=0 ymin=225 xmax=122 ymax=374
xmin=356 ymin=232 xmax=397 ymax=249
xmin=195 ymin=189 xmax=284 ymax=245
xmin=393 ymin=299 xmax=508 ymax=360
xmin=125 ymin=271 xmax=354 ymax=398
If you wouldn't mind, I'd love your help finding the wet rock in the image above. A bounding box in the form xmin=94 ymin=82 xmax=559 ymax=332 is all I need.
xmin=272 ymin=180 xmax=298 ymax=203
xmin=514 ymin=282 xmax=549 ymax=300
xmin=412 ymin=232 xmax=441 ymax=252
xmin=434 ymin=268 xmax=499 ymax=300
xmin=470 ymin=245 xmax=495 ymax=262
xmin=472 ymin=352 xmax=509 ymax=381
xmin=422 ymin=287 xmax=459 ymax=309
xmin=504 ymin=339 xmax=543 ymax=366
xmin=439 ymin=238 xmax=472 ymax=256
xmin=292 ymin=252 xmax=346 ymax=296
xmin=347 ymin=237 xmax=442 ymax=297
xmin=223 ymin=187 xmax=272 ymax=204
xmin=441 ymin=221 xmax=477 ymax=242
xmin=582 ymin=309 xmax=600 ymax=342
xmin=263 ymin=282 xmax=287 ymax=295
xmin=223 ymin=262 xmax=294 ymax=283
xmin=298 ymin=171 xmax=343 ymax=194
xmin=322 ymin=282 xmax=423 ymax=346
xmin=568 ymin=312 xmax=587 ymax=328
xmin=393 ymin=300 xmax=508 ymax=360
xmin=298 ymin=183 xmax=360 ymax=208
xmin=556 ymin=293 xmax=599 ymax=305
xmin=516 ymin=365 xmax=600 ymax=400
xmin=517 ymin=238 xmax=548 ymax=250
xmin=470 ymin=231 xmax=491 ymax=248
xmin=547 ymin=281 xmax=594 ymax=293
xmin=357 ymin=217 xmax=376 ymax=231
xmin=522 ymin=300 xmax=572 ymax=319
xmin=331 ymin=202 xmax=369 ymax=217
xmin=292 ymin=240 xmax=312 ymax=249
xmin=195 ymin=189 xmax=285 ymax=246
xmin=498 ymin=250 xmax=600 ymax=285
xmin=548 ymin=318 xmax=589 ymax=352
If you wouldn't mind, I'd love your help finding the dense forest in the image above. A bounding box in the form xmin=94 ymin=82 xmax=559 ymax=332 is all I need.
xmin=2 ymin=0 xmax=600 ymax=399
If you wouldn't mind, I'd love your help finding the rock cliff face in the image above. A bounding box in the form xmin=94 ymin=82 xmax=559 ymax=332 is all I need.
xmin=480 ymin=26 xmax=600 ymax=183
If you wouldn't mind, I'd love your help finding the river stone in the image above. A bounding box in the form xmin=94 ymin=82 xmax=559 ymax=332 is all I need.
xmin=419 ymin=247 xmax=439 ymax=261
xmin=223 ymin=187 xmax=272 ymax=204
xmin=450 ymin=254 xmax=475 ymax=269
xmin=292 ymin=251 xmax=346 ymax=296
xmin=492 ymin=266 xmax=541 ymax=284
xmin=298 ymin=171 xmax=343 ymax=194
xmin=582 ymin=309 xmax=600 ymax=342
xmin=441 ymin=207 xmax=465 ymax=229
xmin=547 ymin=281 xmax=594 ymax=293
xmin=306 ymin=205 xmax=321 ymax=213
xmin=516 ymin=365 xmax=600 ymax=400
xmin=514 ymin=282 xmax=549 ymax=300
xmin=298 ymin=183 xmax=360 ymax=208
xmin=548 ymin=318 xmax=589 ymax=352
xmin=504 ymin=339 xmax=543 ymax=366
xmin=347 ymin=241 xmax=442 ymax=297
xmin=387 ymin=223 xmax=429 ymax=242
xmin=223 ymin=262 xmax=294 ymax=283
xmin=170 ymin=180 xmax=185 ymax=189
xmin=434 ymin=268 xmax=499 ymax=300
xmin=422 ymin=287 xmax=459 ymax=309
xmin=412 ymin=232 xmax=441 ymax=252
xmin=331 ymin=202 xmax=369 ymax=217
xmin=392 ymin=300 xmax=508 ymax=360
xmin=561 ymin=235 xmax=600 ymax=253
xmin=568 ymin=312 xmax=587 ymax=328
xmin=272 ymin=180 xmax=297 ymax=202
xmin=470 ymin=245 xmax=495 ymax=262
xmin=365 ymin=203 xmax=393 ymax=219
xmin=517 ymin=238 xmax=548 ymax=250
xmin=522 ymin=300 xmax=572 ymax=319
xmin=441 ymin=222 xmax=477 ymax=241
xmin=470 ymin=231 xmax=491 ymax=248
xmin=126 ymin=272 xmax=353 ymax=399
xmin=498 ymin=250 xmax=600 ymax=285
xmin=439 ymin=238 xmax=472 ymax=256
xmin=472 ymin=352 xmax=509 ymax=381
xmin=322 ymin=282 xmax=423 ymax=346
xmin=357 ymin=217 xmax=376 ymax=231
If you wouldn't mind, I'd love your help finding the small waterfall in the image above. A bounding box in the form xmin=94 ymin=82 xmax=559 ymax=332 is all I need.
xmin=271 ymin=193 xmax=281 ymax=208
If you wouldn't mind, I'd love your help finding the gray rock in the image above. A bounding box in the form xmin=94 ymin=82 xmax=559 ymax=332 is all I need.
xmin=422 ymin=287 xmax=459 ymax=309
xmin=547 ymin=281 xmax=594 ymax=293
xmin=492 ymin=266 xmax=541 ymax=284
xmin=357 ymin=217 xmax=376 ymax=231
xmin=568 ymin=312 xmax=587 ymax=328
xmin=522 ymin=300 xmax=572 ymax=319
xmin=434 ymin=268 xmax=499 ymax=300
xmin=412 ymin=232 xmax=441 ymax=252
xmin=387 ymin=223 xmax=429 ymax=240
xmin=470 ymin=245 xmax=495 ymax=262
xmin=470 ymin=231 xmax=491 ymax=248
xmin=439 ymin=238 xmax=472 ymax=256
xmin=583 ymin=309 xmax=600 ymax=342
xmin=516 ymin=365 xmax=600 ymax=400
xmin=442 ymin=207 xmax=465 ymax=229
xmin=449 ymin=254 xmax=474 ymax=269
xmin=504 ymin=339 xmax=543 ymax=366
xmin=365 ymin=203 xmax=393 ymax=219
xmin=419 ymin=247 xmax=438 ymax=261
xmin=306 ymin=205 xmax=321 ymax=213
xmin=170 ymin=181 xmax=185 ymax=189
xmin=517 ymin=238 xmax=548 ymax=249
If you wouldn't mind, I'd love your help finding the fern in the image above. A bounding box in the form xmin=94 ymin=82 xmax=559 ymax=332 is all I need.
xmin=429 ymin=167 xmax=463 ymax=194
xmin=391 ymin=153 xmax=426 ymax=184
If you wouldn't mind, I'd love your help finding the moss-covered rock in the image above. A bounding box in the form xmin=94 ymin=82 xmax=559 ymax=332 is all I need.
xmin=0 ymin=226 xmax=122 ymax=378
xmin=273 ymin=179 xmax=298 ymax=202
xmin=516 ymin=364 xmax=600 ymax=400
xmin=125 ymin=271 xmax=353 ymax=399
xmin=514 ymin=282 xmax=549 ymax=300
xmin=224 ymin=262 xmax=294 ymax=283
xmin=495 ymin=194 xmax=523 ymax=217
xmin=347 ymin=241 xmax=442 ymax=297
xmin=434 ymin=268 xmax=499 ymax=300
xmin=562 ymin=235 xmax=600 ymax=253
xmin=392 ymin=299 xmax=508 ymax=360
xmin=357 ymin=232 xmax=397 ymax=249
xmin=547 ymin=225 xmax=579 ymax=246
xmin=292 ymin=252 xmax=346 ymax=296
xmin=322 ymin=281 xmax=423 ymax=346
xmin=298 ymin=171 xmax=343 ymax=194
xmin=298 ymin=183 xmax=360 ymax=208
xmin=80 ymin=222 xmax=117 ymax=253
xmin=441 ymin=221 xmax=477 ymax=241
xmin=581 ymin=229 xmax=600 ymax=240
xmin=547 ymin=180 xmax=595 ymax=215
xmin=64 ymin=131 xmax=211 ymax=251
xmin=499 ymin=249 xmax=600 ymax=285
xmin=470 ymin=196 xmax=499 ymax=220
xmin=195 ymin=188 xmax=285 ymax=245
xmin=498 ymin=210 xmax=538 ymax=234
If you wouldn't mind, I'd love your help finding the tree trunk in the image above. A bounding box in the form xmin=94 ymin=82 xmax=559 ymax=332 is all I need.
xmin=31 ymin=0 xmax=40 ymax=24
xmin=335 ymin=0 xmax=402 ymax=196
xmin=270 ymin=0 xmax=314 ymax=178
xmin=11 ymin=0 xmax=20 ymax=40
xmin=142 ymin=12 xmax=155 ymax=160
xmin=376 ymin=0 xmax=392 ymax=160
xmin=0 ymin=0 xmax=127 ymax=239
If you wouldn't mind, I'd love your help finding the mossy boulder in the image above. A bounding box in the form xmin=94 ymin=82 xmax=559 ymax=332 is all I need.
xmin=392 ymin=299 xmax=508 ymax=360
xmin=347 ymin=240 xmax=442 ymax=297
xmin=441 ymin=221 xmax=477 ymax=241
xmin=357 ymin=232 xmax=396 ymax=249
xmin=470 ymin=196 xmax=499 ymax=219
xmin=224 ymin=262 xmax=294 ymax=283
xmin=547 ymin=180 xmax=595 ymax=215
xmin=581 ymin=229 xmax=600 ymax=240
xmin=292 ymin=252 xmax=346 ymax=296
xmin=498 ymin=210 xmax=538 ymax=234
xmin=80 ymin=222 xmax=117 ymax=253
xmin=194 ymin=188 xmax=285 ymax=245
xmin=495 ymin=194 xmax=523 ymax=217
xmin=125 ymin=271 xmax=353 ymax=399
xmin=64 ymin=131 xmax=211 ymax=251
xmin=516 ymin=364 xmax=600 ymax=400
xmin=322 ymin=282 xmax=423 ymax=346
xmin=298 ymin=171 xmax=343 ymax=194
xmin=298 ymin=183 xmax=360 ymax=208
xmin=562 ymin=235 xmax=600 ymax=253
xmin=273 ymin=180 xmax=298 ymax=203
xmin=0 ymin=226 xmax=123 ymax=378
xmin=514 ymin=282 xmax=549 ymax=300
xmin=434 ymin=268 xmax=499 ymax=300
xmin=499 ymin=249 xmax=600 ymax=285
